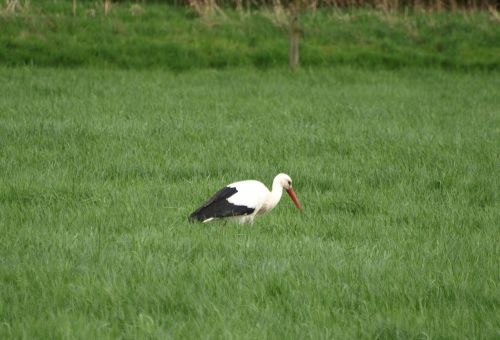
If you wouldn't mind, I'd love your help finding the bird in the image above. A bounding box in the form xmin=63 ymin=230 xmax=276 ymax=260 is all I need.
xmin=189 ymin=173 xmax=302 ymax=224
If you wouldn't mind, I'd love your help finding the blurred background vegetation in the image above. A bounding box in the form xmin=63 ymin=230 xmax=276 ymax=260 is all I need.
xmin=0 ymin=0 xmax=499 ymax=71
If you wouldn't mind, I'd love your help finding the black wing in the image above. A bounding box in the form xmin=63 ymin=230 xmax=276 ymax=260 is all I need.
xmin=188 ymin=186 xmax=255 ymax=222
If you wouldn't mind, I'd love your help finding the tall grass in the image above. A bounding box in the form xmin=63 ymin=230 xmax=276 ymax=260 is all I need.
xmin=0 ymin=3 xmax=498 ymax=70
xmin=0 ymin=66 xmax=498 ymax=338
xmin=21 ymin=0 xmax=500 ymax=10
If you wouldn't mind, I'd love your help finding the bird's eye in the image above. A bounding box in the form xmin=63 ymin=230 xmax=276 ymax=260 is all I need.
xmin=288 ymin=180 xmax=292 ymax=185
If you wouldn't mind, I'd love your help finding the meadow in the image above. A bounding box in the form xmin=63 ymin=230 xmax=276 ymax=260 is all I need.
xmin=0 ymin=65 xmax=498 ymax=338
xmin=1 ymin=3 xmax=499 ymax=71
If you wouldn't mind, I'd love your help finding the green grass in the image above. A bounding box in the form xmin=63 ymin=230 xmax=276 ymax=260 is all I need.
xmin=0 ymin=66 xmax=499 ymax=339
xmin=1 ymin=3 xmax=499 ymax=70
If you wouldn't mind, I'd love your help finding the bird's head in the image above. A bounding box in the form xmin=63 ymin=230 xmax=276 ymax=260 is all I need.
xmin=275 ymin=173 xmax=302 ymax=209
xmin=276 ymin=173 xmax=293 ymax=190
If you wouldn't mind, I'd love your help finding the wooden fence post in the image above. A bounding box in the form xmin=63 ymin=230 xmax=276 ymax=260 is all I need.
xmin=289 ymin=3 xmax=300 ymax=71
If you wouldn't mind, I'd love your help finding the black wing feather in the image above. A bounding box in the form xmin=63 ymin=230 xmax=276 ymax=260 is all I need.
xmin=189 ymin=186 xmax=255 ymax=222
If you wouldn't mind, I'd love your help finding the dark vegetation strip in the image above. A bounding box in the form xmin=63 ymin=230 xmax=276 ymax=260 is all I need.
xmin=31 ymin=0 xmax=500 ymax=10
xmin=0 ymin=1 xmax=499 ymax=71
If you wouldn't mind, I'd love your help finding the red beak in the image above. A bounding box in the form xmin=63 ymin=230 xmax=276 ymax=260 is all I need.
xmin=286 ymin=188 xmax=302 ymax=210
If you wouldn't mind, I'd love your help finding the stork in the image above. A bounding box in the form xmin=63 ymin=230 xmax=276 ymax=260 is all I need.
xmin=189 ymin=173 xmax=302 ymax=224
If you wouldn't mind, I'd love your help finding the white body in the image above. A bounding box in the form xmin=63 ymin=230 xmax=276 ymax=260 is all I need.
xmin=223 ymin=178 xmax=285 ymax=224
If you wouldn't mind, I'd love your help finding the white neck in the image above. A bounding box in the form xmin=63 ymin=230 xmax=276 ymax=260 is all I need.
xmin=266 ymin=176 xmax=284 ymax=211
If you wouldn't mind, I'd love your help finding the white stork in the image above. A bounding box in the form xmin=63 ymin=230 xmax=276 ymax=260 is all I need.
xmin=189 ymin=173 xmax=302 ymax=224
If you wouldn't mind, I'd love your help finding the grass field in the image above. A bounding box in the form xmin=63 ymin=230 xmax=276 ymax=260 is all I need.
xmin=1 ymin=4 xmax=499 ymax=70
xmin=0 ymin=66 xmax=499 ymax=339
